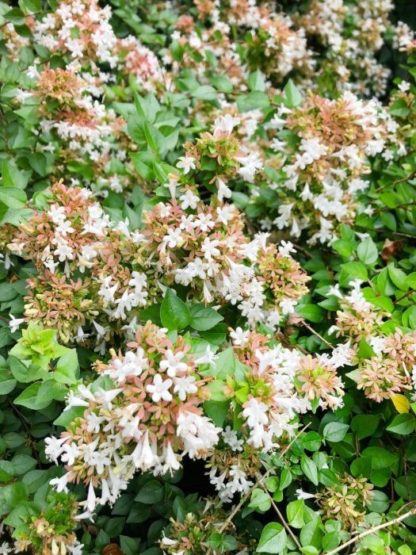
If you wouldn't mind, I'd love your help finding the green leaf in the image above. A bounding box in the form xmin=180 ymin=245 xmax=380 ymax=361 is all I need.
xmin=9 ymin=356 xmax=47 ymax=383
xmin=203 ymin=400 xmax=229 ymax=427
xmin=11 ymin=454 xmax=36 ymax=475
xmin=189 ymin=305 xmax=223 ymax=331
xmin=210 ymin=74 xmax=233 ymax=93
xmin=248 ymin=70 xmax=266 ymax=92
xmin=388 ymin=264 xmax=408 ymax=291
xmin=339 ymin=261 xmax=368 ymax=286
xmin=368 ymin=490 xmax=389 ymax=513
xmin=14 ymin=380 xmax=66 ymax=410
xmin=387 ymin=414 xmax=416 ymax=435
xmin=0 ymin=461 xmax=15 ymax=482
xmin=160 ymin=290 xmax=191 ymax=330
xmin=323 ymin=422 xmax=349 ymax=443
xmin=191 ymin=85 xmax=217 ymax=101
xmin=208 ymin=532 xmax=238 ymax=551
xmin=135 ymin=480 xmax=164 ymax=504
xmin=119 ymin=536 xmax=140 ymax=555
xmin=279 ymin=468 xmax=292 ymax=490
xmin=19 ymin=0 xmax=41 ymax=13
xmin=14 ymin=382 xmax=42 ymax=409
xmin=257 ymin=523 xmax=287 ymax=553
xmin=287 ymin=499 xmax=306 ymax=528
xmin=284 ymin=79 xmax=302 ymax=107
xmin=300 ymin=455 xmax=319 ymax=485
xmin=54 ymin=349 xmax=79 ymax=385
xmin=249 ymin=488 xmax=271 ymax=513
xmin=0 ymin=188 xmax=27 ymax=209
xmin=0 ymin=367 xmax=16 ymax=394
xmin=300 ymin=515 xmax=323 ymax=549
xmin=237 ymin=91 xmax=270 ymax=112
xmin=351 ymin=414 xmax=380 ymax=440
xmin=357 ymin=237 xmax=378 ymax=265
xmin=332 ymin=239 xmax=355 ymax=258
xmin=1 ymin=159 xmax=30 ymax=189
xmin=301 ymin=431 xmax=321 ymax=452
xmin=296 ymin=304 xmax=324 ymax=323
xmin=0 ymin=283 xmax=17 ymax=302
xmin=54 ymin=406 xmax=85 ymax=428
xmin=357 ymin=338 xmax=375 ymax=360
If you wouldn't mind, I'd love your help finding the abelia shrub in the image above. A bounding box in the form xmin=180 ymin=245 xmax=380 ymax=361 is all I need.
xmin=0 ymin=1 xmax=415 ymax=554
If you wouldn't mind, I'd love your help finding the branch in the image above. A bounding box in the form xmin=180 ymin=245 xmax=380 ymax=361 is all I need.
xmin=327 ymin=507 xmax=416 ymax=555
xmin=258 ymin=480 xmax=301 ymax=549
xmin=301 ymin=321 xmax=333 ymax=348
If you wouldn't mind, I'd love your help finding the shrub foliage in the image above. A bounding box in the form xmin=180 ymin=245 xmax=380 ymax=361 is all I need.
xmin=0 ymin=0 xmax=415 ymax=554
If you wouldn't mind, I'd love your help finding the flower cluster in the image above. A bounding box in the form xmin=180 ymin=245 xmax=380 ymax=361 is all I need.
xmin=14 ymin=492 xmax=83 ymax=555
xmin=166 ymin=0 xmax=407 ymax=98
xmin=160 ymin=499 xmax=252 ymax=554
xmin=229 ymin=329 xmax=346 ymax=444
xmin=8 ymin=182 xmax=148 ymax=345
xmin=143 ymin=193 xmax=309 ymax=327
xmin=331 ymin=281 xmax=416 ymax=401
xmin=296 ymin=0 xmax=395 ymax=97
xmin=45 ymin=323 xmax=220 ymax=514
xmin=260 ymin=92 xmax=397 ymax=243
xmin=12 ymin=0 xmax=164 ymax=196
xmin=316 ymin=474 xmax=374 ymax=530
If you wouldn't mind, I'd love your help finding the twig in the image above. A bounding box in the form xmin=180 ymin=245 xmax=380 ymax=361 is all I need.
xmin=327 ymin=507 xmax=416 ymax=555
xmin=258 ymin=479 xmax=301 ymax=549
xmin=301 ymin=321 xmax=333 ymax=348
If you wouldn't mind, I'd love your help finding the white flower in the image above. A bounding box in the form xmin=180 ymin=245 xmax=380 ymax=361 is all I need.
xmin=98 ymin=276 xmax=119 ymax=304
xmin=9 ymin=314 xmax=24 ymax=333
xmin=163 ymin=442 xmax=181 ymax=473
xmin=177 ymin=411 xmax=220 ymax=458
xmin=230 ymin=327 xmax=250 ymax=346
xmin=177 ymin=155 xmax=196 ymax=174
xmin=195 ymin=346 xmax=217 ymax=365
xmin=193 ymin=213 xmax=215 ymax=232
xmin=237 ymin=151 xmax=262 ymax=182
xmin=160 ymin=349 xmax=188 ymax=377
xmin=131 ymin=432 xmax=158 ymax=470
xmin=50 ymin=473 xmax=71 ymax=493
xmin=201 ymin=237 xmax=221 ymax=259
xmin=146 ymin=374 xmax=173 ymax=402
xmin=162 ymin=228 xmax=183 ymax=249
xmin=280 ymin=298 xmax=297 ymax=315
xmin=173 ymin=375 xmax=197 ymax=400
xmin=278 ymin=240 xmax=296 ymax=257
xmin=243 ymin=398 xmax=269 ymax=428
xmin=217 ymin=178 xmax=232 ymax=202
xmin=44 ymin=436 xmax=67 ymax=464
xmin=106 ymin=348 xmax=148 ymax=383
xmin=180 ymin=190 xmax=199 ymax=210
xmin=328 ymin=284 xmax=342 ymax=298
xmin=222 ymin=427 xmax=243 ymax=451
xmin=68 ymin=540 xmax=84 ymax=555
xmin=213 ymin=114 xmax=239 ymax=135
xmin=64 ymin=386 xmax=93 ymax=412
xmin=0 ymin=542 xmax=14 ymax=555
xmin=86 ymin=482 xmax=98 ymax=512
xmin=369 ymin=336 xmax=387 ymax=356
xmin=398 ymin=81 xmax=410 ymax=92
xmin=296 ymin=488 xmax=315 ymax=500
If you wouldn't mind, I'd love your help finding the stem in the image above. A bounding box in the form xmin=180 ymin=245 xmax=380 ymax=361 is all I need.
xmin=327 ymin=508 xmax=416 ymax=555
xmin=258 ymin=480 xmax=301 ymax=549
xmin=301 ymin=321 xmax=333 ymax=348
